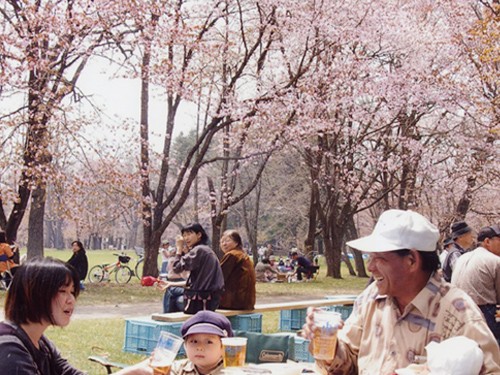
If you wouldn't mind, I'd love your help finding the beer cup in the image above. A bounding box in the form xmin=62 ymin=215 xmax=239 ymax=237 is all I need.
xmin=312 ymin=310 xmax=341 ymax=361
xmin=151 ymin=331 xmax=183 ymax=375
xmin=221 ymin=337 xmax=247 ymax=367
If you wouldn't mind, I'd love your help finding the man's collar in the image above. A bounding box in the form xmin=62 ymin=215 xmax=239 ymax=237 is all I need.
xmin=183 ymin=359 xmax=224 ymax=374
xmin=372 ymin=272 xmax=441 ymax=314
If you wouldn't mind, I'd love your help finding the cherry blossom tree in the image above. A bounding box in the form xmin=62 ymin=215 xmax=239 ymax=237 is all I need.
xmin=0 ymin=0 xmax=125 ymax=257
xmin=114 ymin=0 xmax=327 ymax=276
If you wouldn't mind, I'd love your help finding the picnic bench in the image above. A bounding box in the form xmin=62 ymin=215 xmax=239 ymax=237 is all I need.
xmin=151 ymin=297 xmax=356 ymax=322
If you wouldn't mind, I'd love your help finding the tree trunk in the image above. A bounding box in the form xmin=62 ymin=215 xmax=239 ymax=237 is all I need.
xmin=27 ymin=187 xmax=46 ymax=258
xmin=139 ymin=13 xmax=157 ymax=278
xmin=144 ymin=233 xmax=161 ymax=277
xmin=242 ymin=180 xmax=261 ymax=266
xmin=455 ymin=176 xmax=476 ymax=220
xmin=342 ymin=247 xmax=356 ymax=276
xmin=128 ymin=218 xmax=140 ymax=249
xmin=211 ymin=224 xmax=223 ymax=259
xmin=208 ymin=177 xmax=225 ymax=259
xmin=329 ymin=225 xmax=343 ymax=279
xmin=346 ymin=216 xmax=368 ymax=277
xmin=304 ymin=179 xmax=319 ymax=259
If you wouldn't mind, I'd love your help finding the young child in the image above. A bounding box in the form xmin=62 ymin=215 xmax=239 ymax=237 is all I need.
xmin=171 ymin=310 xmax=233 ymax=375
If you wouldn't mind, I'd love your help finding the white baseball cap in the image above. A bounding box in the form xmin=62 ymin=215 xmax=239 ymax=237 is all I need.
xmin=346 ymin=209 xmax=439 ymax=252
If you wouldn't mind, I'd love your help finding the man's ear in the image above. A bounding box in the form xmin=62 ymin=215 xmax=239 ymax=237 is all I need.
xmin=407 ymin=250 xmax=420 ymax=269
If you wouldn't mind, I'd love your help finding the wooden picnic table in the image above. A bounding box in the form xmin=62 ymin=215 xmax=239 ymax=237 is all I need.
xmin=151 ymin=297 xmax=356 ymax=322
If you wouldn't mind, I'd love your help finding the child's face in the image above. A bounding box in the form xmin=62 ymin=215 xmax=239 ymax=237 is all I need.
xmin=184 ymin=333 xmax=223 ymax=373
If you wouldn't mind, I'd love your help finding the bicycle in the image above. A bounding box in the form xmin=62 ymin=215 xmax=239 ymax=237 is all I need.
xmin=133 ymin=246 xmax=145 ymax=280
xmin=0 ymin=251 xmax=18 ymax=290
xmin=0 ymin=268 xmax=13 ymax=290
xmin=88 ymin=253 xmax=133 ymax=284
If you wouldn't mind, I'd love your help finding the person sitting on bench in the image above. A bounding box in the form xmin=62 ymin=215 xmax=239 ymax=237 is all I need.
xmin=291 ymin=251 xmax=317 ymax=281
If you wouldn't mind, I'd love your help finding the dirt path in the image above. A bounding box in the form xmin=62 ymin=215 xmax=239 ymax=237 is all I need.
xmin=0 ymin=293 xmax=327 ymax=321
xmin=0 ymin=294 xmax=317 ymax=321
xmin=70 ymin=294 xmax=310 ymax=320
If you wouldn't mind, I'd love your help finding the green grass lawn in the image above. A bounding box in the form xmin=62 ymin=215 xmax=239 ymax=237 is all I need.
xmin=2 ymin=250 xmax=369 ymax=373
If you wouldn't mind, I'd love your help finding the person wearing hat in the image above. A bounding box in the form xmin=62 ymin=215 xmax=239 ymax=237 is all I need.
xmin=171 ymin=311 xmax=233 ymax=375
xmin=302 ymin=209 xmax=500 ymax=374
xmin=438 ymin=236 xmax=454 ymax=266
xmin=452 ymin=224 xmax=500 ymax=344
xmin=442 ymin=220 xmax=475 ymax=282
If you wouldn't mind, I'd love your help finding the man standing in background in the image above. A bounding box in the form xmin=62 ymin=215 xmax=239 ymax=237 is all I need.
xmin=442 ymin=220 xmax=474 ymax=281
xmin=452 ymin=224 xmax=500 ymax=344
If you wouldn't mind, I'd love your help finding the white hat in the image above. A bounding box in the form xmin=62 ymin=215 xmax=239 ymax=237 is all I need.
xmin=346 ymin=210 xmax=439 ymax=252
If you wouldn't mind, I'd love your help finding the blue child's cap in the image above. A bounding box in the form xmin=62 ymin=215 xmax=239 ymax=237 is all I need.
xmin=181 ymin=311 xmax=233 ymax=338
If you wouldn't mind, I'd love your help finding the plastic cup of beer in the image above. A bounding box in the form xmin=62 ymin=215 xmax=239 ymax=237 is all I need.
xmin=312 ymin=310 xmax=341 ymax=361
xmin=151 ymin=331 xmax=183 ymax=375
xmin=221 ymin=337 xmax=247 ymax=367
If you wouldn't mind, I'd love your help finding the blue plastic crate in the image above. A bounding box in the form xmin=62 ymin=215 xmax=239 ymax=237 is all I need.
xmin=228 ymin=313 xmax=262 ymax=332
xmin=123 ymin=316 xmax=184 ymax=355
xmin=327 ymin=305 xmax=353 ymax=321
xmin=290 ymin=336 xmax=314 ymax=363
xmin=279 ymin=309 xmax=307 ymax=332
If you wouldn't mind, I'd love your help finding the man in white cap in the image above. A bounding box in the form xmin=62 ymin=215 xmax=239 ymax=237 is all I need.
xmin=303 ymin=209 xmax=500 ymax=374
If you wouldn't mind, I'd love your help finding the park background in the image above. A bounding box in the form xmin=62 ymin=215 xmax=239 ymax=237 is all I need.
xmin=1 ymin=0 xmax=498 ymax=281
xmin=0 ymin=1 xmax=498 ymax=373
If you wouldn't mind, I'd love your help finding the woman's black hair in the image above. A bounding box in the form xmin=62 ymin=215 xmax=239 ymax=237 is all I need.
xmin=72 ymin=240 xmax=85 ymax=252
xmin=181 ymin=223 xmax=209 ymax=246
xmin=395 ymin=249 xmax=440 ymax=273
xmin=0 ymin=231 xmax=6 ymax=243
xmin=4 ymin=257 xmax=80 ymax=325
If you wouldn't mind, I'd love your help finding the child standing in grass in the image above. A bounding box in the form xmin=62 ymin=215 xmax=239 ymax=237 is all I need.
xmin=171 ymin=311 xmax=233 ymax=375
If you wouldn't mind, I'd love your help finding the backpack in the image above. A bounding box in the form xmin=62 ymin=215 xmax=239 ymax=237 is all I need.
xmin=442 ymin=249 xmax=460 ymax=282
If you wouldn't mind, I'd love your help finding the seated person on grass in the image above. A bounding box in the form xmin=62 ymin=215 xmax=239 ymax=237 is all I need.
xmin=171 ymin=310 xmax=233 ymax=375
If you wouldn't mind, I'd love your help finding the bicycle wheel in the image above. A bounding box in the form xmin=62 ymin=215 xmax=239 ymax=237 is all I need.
xmin=135 ymin=258 xmax=144 ymax=280
xmin=88 ymin=265 xmax=105 ymax=283
xmin=115 ymin=266 xmax=132 ymax=284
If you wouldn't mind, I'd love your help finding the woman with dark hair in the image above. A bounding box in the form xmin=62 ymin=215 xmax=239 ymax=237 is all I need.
xmin=160 ymin=223 xmax=224 ymax=314
xmin=218 ymin=230 xmax=256 ymax=310
xmin=0 ymin=257 xmax=152 ymax=374
xmin=67 ymin=240 xmax=88 ymax=289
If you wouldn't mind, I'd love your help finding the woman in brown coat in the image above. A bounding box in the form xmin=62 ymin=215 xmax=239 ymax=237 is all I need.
xmin=219 ymin=230 xmax=256 ymax=310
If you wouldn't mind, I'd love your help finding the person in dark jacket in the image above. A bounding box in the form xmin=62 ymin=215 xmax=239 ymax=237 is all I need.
xmin=160 ymin=223 xmax=224 ymax=314
xmin=219 ymin=230 xmax=256 ymax=310
xmin=0 ymin=257 xmax=152 ymax=375
xmin=67 ymin=241 xmax=88 ymax=289
xmin=291 ymin=251 xmax=317 ymax=281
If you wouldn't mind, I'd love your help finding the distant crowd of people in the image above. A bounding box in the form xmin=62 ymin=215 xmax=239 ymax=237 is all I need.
xmin=254 ymin=251 xmax=319 ymax=283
